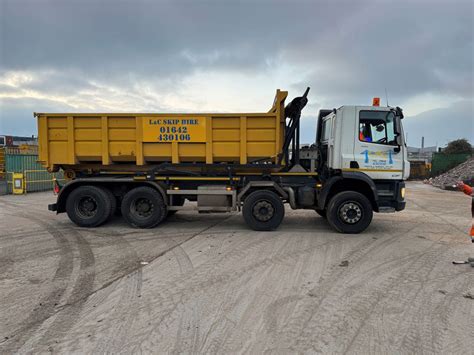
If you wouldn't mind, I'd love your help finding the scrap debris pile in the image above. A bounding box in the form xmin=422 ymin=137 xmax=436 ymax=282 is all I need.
xmin=425 ymin=158 xmax=474 ymax=189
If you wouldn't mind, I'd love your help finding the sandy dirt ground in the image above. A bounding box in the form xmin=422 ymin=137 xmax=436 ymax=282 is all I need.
xmin=0 ymin=182 xmax=473 ymax=354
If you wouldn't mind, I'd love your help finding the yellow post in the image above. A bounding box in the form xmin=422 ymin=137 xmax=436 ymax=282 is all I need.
xmin=12 ymin=173 xmax=24 ymax=195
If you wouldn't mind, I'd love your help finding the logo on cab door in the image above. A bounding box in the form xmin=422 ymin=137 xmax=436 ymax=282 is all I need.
xmin=360 ymin=149 xmax=393 ymax=168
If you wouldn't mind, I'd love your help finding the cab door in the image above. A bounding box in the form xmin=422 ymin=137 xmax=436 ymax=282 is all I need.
xmin=353 ymin=108 xmax=403 ymax=180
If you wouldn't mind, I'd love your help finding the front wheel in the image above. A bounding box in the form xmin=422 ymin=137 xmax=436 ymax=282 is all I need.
xmin=326 ymin=191 xmax=373 ymax=234
xmin=242 ymin=190 xmax=285 ymax=231
xmin=121 ymin=187 xmax=167 ymax=228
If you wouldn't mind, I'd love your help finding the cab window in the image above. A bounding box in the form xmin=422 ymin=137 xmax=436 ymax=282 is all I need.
xmin=359 ymin=111 xmax=397 ymax=145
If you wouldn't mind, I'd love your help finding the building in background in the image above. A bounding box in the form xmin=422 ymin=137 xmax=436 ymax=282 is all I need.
xmin=0 ymin=135 xmax=38 ymax=147
xmin=407 ymin=146 xmax=438 ymax=162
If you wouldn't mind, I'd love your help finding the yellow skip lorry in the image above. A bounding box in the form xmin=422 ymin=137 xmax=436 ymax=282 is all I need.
xmin=36 ymin=88 xmax=409 ymax=233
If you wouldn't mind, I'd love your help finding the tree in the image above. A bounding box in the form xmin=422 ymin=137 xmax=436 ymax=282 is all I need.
xmin=443 ymin=138 xmax=472 ymax=154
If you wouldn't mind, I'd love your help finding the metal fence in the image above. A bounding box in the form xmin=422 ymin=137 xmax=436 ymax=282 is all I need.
xmin=431 ymin=152 xmax=472 ymax=177
xmin=3 ymin=150 xmax=64 ymax=194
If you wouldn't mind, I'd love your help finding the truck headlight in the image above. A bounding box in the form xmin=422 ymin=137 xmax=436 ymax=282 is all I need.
xmin=400 ymin=187 xmax=405 ymax=199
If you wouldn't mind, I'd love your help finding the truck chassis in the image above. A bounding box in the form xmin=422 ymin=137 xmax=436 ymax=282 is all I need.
xmin=49 ymin=167 xmax=405 ymax=233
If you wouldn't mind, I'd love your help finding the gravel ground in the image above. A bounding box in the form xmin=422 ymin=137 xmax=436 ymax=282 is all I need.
xmin=0 ymin=182 xmax=473 ymax=354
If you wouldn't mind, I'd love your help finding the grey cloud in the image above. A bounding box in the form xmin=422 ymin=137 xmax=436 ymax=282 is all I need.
xmin=403 ymin=100 xmax=474 ymax=147
xmin=0 ymin=0 xmax=359 ymax=78
xmin=0 ymin=97 xmax=73 ymax=135
xmin=2 ymin=0 xmax=471 ymax=96
xmin=286 ymin=1 xmax=473 ymax=104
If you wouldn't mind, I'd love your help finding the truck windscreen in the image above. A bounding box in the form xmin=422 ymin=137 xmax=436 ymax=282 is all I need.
xmin=359 ymin=111 xmax=397 ymax=146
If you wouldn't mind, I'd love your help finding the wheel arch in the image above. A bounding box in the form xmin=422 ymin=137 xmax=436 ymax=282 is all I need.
xmin=318 ymin=172 xmax=379 ymax=212
xmin=237 ymin=181 xmax=288 ymax=204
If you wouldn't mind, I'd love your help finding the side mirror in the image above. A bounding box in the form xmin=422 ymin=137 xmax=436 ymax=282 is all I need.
xmin=394 ymin=116 xmax=402 ymax=135
xmin=395 ymin=106 xmax=404 ymax=119
xmin=396 ymin=134 xmax=403 ymax=146
xmin=394 ymin=134 xmax=402 ymax=153
xmin=394 ymin=117 xmax=403 ymax=152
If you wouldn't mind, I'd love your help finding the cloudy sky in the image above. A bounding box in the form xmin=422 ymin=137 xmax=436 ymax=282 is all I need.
xmin=1 ymin=0 xmax=472 ymax=147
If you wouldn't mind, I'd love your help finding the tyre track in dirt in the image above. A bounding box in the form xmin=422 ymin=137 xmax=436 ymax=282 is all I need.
xmin=135 ymin=228 xmax=363 ymax=352
xmin=82 ymin=215 xmax=235 ymax=354
xmin=392 ymin=199 xmax=474 ymax=354
xmin=433 ymin=270 xmax=474 ymax=354
xmin=265 ymin=215 xmax=424 ymax=353
xmin=133 ymin=218 xmax=276 ymax=352
xmin=32 ymin=225 xmax=96 ymax=352
xmin=214 ymin=235 xmax=315 ymax=353
xmin=89 ymin=227 xmax=183 ymax=354
xmin=307 ymin=236 xmax=448 ymax=353
xmin=409 ymin=198 xmax=468 ymax=236
xmin=93 ymin=268 xmax=143 ymax=353
xmin=0 ymin=245 xmax=16 ymax=281
xmin=340 ymin=243 xmax=447 ymax=354
xmin=0 ymin=201 xmax=75 ymax=353
xmin=171 ymin=244 xmax=199 ymax=354
xmin=52 ymin=227 xmax=143 ymax=352
xmin=272 ymin=202 xmax=469 ymax=354
xmin=0 ymin=199 xmax=98 ymax=352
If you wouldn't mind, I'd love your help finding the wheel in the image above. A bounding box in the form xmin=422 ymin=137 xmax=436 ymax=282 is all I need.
xmin=167 ymin=196 xmax=184 ymax=216
xmin=315 ymin=209 xmax=326 ymax=218
xmin=242 ymin=190 xmax=285 ymax=231
xmin=102 ymin=187 xmax=117 ymax=220
xmin=121 ymin=186 xmax=167 ymax=228
xmin=326 ymin=191 xmax=373 ymax=234
xmin=66 ymin=185 xmax=112 ymax=227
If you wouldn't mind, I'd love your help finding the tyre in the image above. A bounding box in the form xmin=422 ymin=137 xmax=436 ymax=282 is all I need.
xmin=167 ymin=196 xmax=185 ymax=216
xmin=102 ymin=187 xmax=117 ymax=220
xmin=66 ymin=185 xmax=112 ymax=227
xmin=315 ymin=209 xmax=326 ymax=218
xmin=326 ymin=191 xmax=373 ymax=234
xmin=121 ymin=186 xmax=167 ymax=228
xmin=242 ymin=190 xmax=285 ymax=231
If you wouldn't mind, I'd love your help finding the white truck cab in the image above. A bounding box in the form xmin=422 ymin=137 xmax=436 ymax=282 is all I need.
xmin=319 ymin=104 xmax=410 ymax=181
xmin=311 ymin=99 xmax=409 ymax=216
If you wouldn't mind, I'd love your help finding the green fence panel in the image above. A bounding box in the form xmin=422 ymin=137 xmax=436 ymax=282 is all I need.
xmin=5 ymin=153 xmax=64 ymax=193
xmin=431 ymin=153 xmax=472 ymax=176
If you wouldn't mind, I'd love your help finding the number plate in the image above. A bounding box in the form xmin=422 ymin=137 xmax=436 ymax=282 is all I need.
xmin=142 ymin=117 xmax=207 ymax=142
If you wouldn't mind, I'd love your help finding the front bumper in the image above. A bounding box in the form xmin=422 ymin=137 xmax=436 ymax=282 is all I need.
xmin=395 ymin=200 xmax=406 ymax=211
xmin=395 ymin=181 xmax=406 ymax=211
xmin=376 ymin=181 xmax=406 ymax=212
xmin=48 ymin=203 xmax=57 ymax=211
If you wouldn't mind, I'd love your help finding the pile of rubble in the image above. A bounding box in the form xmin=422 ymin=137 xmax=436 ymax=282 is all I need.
xmin=425 ymin=158 xmax=474 ymax=189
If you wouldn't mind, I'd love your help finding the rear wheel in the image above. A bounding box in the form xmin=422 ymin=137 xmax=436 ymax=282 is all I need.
xmin=326 ymin=191 xmax=373 ymax=234
xmin=66 ymin=185 xmax=112 ymax=227
xmin=102 ymin=187 xmax=117 ymax=219
xmin=121 ymin=186 xmax=167 ymax=228
xmin=243 ymin=190 xmax=284 ymax=231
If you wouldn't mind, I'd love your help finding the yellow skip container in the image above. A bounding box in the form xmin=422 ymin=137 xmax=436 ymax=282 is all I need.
xmin=36 ymin=90 xmax=288 ymax=172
